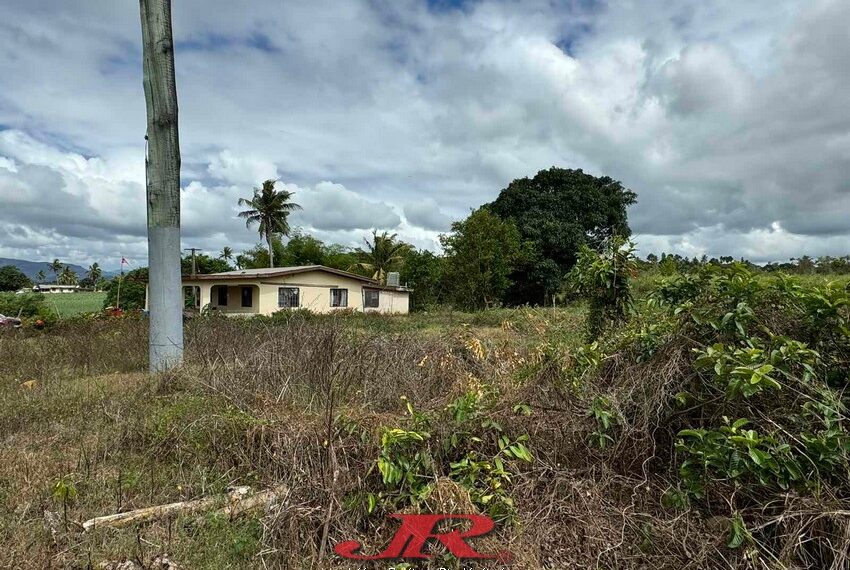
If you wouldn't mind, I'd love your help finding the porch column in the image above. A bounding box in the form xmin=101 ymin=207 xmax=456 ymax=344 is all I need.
xmin=198 ymin=283 xmax=213 ymax=311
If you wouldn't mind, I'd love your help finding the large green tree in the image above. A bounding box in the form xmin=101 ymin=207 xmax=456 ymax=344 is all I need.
xmin=103 ymin=268 xmax=148 ymax=311
xmin=180 ymin=253 xmax=232 ymax=274
xmin=278 ymin=231 xmax=333 ymax=267
xmin=238 ymin=180 xmax=301 ymax=268
xmin=488 ymin=167 xmax=637 ymax=304
xmin=440 ymin=208 xmax=528 ymax=311
xmin=0 ymin=265 xmax=32 ymax=292
xmin=399 ymin=249 xmax=446 ymax=311
xmin=237 ymin=231 xmax=358 ymax=271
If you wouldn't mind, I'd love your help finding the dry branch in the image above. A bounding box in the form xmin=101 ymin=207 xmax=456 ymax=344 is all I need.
xmin=83 ymin=485 xmax=287 ymax=532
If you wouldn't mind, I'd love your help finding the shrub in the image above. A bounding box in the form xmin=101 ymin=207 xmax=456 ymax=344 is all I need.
xmin=103 ymin=276 xmax=147 ymax=310
xmin=0 ymin=292 xmax=52 ymax=320
xmin=578 ymin=264 xmax=850 ymax=563
xmin=568 ymin=236 xmax=637 ymax=340
xmin=0 ymin=265 xmax=32 ymax=292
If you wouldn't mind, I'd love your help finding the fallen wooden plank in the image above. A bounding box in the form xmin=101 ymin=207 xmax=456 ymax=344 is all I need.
xmin=83 ymin=485 xmax=287 ymax=532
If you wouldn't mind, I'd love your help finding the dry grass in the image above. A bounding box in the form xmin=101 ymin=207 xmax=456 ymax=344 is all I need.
xmin=0 ymin=307 xmax=830 ymax=569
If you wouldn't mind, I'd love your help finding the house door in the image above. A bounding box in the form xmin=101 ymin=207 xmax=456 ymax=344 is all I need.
xmin=241 ymin=286 xmax=253 ymax=308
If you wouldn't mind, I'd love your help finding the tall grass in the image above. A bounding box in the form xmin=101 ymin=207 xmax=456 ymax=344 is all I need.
xmin=1 ymin=278 xmax=847 ymax=569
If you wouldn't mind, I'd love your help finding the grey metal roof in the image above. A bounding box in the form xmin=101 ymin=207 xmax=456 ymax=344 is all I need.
xmin=206 ymin=265 xmax=319 ymax=277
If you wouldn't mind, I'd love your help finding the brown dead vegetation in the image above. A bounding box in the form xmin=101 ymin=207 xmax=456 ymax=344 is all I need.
xmin=0 ymin=305 xmax=844 ymax=568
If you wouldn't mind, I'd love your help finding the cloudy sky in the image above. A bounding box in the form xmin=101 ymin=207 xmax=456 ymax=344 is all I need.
xmin=0 ymin=0 xmax=848 ymax=269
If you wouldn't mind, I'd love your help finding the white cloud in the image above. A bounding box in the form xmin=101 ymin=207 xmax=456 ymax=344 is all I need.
xmin=290 ymin=181 xmax=401 ymax=231
xmin=0 ymin=0 xmax=849 ymax=266
xmin=636 ymin=222 xmax=850 ymax=265
xmin=403 ymin=198 xmax=452 ymax=231
xmin=652 ymin=43 xmax=753 ymax=116
xmin=206 ymin=150 xmax=279 ymax=186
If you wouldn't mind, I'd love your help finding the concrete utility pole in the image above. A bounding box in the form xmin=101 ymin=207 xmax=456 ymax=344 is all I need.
xmin=184 ymin=247 xmax=202 ymax=277
xmin=184 ymin=247 xmax=201 ymax=308
xmin=140 ymin=0 xmax=183 ymax=372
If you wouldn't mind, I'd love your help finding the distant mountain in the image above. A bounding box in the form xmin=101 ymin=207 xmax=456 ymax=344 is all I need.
xmin=0 ymin=258 xmax=90 ymax=281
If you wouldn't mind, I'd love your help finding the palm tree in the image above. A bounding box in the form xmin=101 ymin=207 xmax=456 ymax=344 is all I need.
xmin=238 ymin=180 xmax=301 ymax=268
xmin=220 ymin=246 xmax=233 ymax=263
xmin=49 ymin=259 xmax=63 ymax=283
xmin=353 ymin=230 xmax=410 ymax=283
xmin=87 ymin=263 xmax=102 ymax=290
xmin=36 ymin=270 xmax=46 ymax=284
xmin=58 ymin=266 xmax=78 ymax=285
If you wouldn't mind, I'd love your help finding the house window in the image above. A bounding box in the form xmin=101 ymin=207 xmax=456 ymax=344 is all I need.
xmin=331 ymin=288 xmax=348 ymax=308
xmin=241 ymin=286 xmax=253 ymax=308
xmin=278 ymin=287 xmax=299 ymax=308
xmin=217 ymin=286 xmax=228 ymax=306
xmin=364 ymin=289 xmax=380 ymax=308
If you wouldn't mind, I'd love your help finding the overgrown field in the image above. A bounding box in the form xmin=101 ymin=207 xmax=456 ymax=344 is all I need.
xmin=0 ymin=291 xmax=107 ymax=321
xmin=43 ymin=292 xmax=108 ymax=318
xmin=1 ymin=268 xmax=849 ymax=569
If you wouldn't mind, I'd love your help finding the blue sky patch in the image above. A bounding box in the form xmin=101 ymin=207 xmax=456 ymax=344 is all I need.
xmin=426 ymin=0 xmax=475 ymax=13
xmin=176 ymin=31 xmax=280 ymax=54
xmin=556 ymin=22 xmax=593 ymax=57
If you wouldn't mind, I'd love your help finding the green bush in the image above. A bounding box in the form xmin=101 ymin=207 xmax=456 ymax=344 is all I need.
xmin=103 ymin=277 xmax=147 ymax=310
xmin=589 ymin=263 xmax=850 ymax=561
xmin=568 ymin=236 xmax=637 ymax=340
xmin=0 ymin=293 xmax=52 ymax=320
xmin=644 ymin=266 xmax=850 ymax=502
xmin=0 ymin=265 xmax=32 ymax=292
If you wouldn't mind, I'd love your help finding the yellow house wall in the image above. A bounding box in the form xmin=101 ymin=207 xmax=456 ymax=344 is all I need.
xmin=211 ymin=284 xmax=260 ymax=314
xmin=182 ymin=270 xmax=409 ymax=316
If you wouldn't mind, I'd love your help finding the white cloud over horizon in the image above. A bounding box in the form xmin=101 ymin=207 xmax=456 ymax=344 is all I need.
xmin=0 ymin=0 xmax=848 ymax=269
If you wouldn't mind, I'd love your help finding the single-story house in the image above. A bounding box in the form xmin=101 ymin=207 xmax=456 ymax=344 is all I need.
xmin=33 ymin=284 xmax=80 ymax=294
xmin=147 ymin=265 xmax=411 ymax=316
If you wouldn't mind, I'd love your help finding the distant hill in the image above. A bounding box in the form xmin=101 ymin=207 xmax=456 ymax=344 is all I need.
xmin=0 ymin=258 xmax=90 ymax=281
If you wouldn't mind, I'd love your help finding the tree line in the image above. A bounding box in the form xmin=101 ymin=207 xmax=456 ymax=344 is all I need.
xmin=95 ymin=167 xmax=638 ymax=310
xmin=11 ymin=166 xmax=845 ymax=309
xmin=0 ymin=261 xmax=104 ymax=292
xmin=640 ymin=252 xmax=850 ymax=275
xmin=106 ymin=167 xmax=638 ymax=311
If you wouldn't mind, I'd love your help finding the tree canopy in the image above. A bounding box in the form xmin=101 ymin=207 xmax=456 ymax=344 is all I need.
xmin=488 ymin=167 xmax=637 ymax=304
xmin=238 ymin=180 xmax=301 ymax=268
xmin=0 ymin=265 xmax=32 ymax=292
xmin=399 ymin=249 xmax=446 ymax=311
xmin=353 ymin=231 xmax=410 ymax=284
xmin=180 ymin=253 xmax=232 ymax=275
xmin=440 ymin=208 xmax=528 ymax=310
xmin=237 ymin=231 xmax=360 ymax=272
xmin=57 ymin=266 xmax=78 ymax=285
xmin=88 ymin=166 xmax=642 ymax=313
xmin=103 ymin=268 xmax=148 ymax=311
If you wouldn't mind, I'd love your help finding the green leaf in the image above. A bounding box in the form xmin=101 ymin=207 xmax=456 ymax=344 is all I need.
xmin=678 ymin=429 xmax=706 ymax=440
xmin=728 ymin=513 xmax=748 ymax=549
